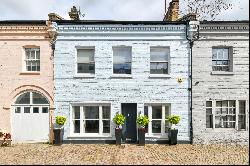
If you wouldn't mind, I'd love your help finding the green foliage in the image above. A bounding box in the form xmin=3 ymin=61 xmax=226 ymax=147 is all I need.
xmin=166 ymin=115 xmax=180 ymax=125
xmin=113 ymin=114 xmax=125 ymax=126
xmin=136 ymin=115 xmax=149 ymax=127
xmin=56 ymin=116 xmax=66 ymax=125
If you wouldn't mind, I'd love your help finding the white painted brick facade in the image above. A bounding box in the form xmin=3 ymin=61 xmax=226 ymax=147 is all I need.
xmin=53 ymin=23 xmax=191 ymax=142
xmin=192 ymin=22 xmax=249 ymax=144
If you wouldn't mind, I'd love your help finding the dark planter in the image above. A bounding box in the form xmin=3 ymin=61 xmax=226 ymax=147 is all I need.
xmin=138 ymin=127 xmax=146 ymax=146
xmin=168 ymin=129 xmax=178 ymax=145
xmin=53 ymin=128 xmax=63 ymax=145
xmin=115 ymin=128 xmax=122 ymax=145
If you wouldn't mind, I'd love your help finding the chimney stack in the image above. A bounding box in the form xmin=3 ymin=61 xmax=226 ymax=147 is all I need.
xmin=68 ymin=6 xmax=80 ymax=20
xmin=163 ymin=0 xmax=180 ymax=21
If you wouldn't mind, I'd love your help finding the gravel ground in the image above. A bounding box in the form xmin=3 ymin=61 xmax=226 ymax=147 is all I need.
xmin=0 ymin=143 xmax=248 ymax=165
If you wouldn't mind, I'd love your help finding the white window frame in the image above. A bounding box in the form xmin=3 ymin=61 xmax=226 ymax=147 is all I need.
xmin=149 ymin=46 xmax=170 ymax=77
xmin=112 ymin=46 xmax=132 ymax=77
xmin=22 ymin=46 xmax=40 ymax=73
xmin=144 ymin=103 xmax=171 ymax=138
xmin=70 ymin=103 xmax=111 ymax=137
xmin=74 ymin=46 xmax=95 ymax=78
xmin=205 ymin=100 xmax=247 ymax=131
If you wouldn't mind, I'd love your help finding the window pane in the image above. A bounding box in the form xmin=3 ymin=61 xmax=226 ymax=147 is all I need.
xmin=113 ymin=47 xmax=132 ymax=64
xmin=73 ymin=120 xmax=80 ymax=133
xmin=215 ymin=116 xmax=221 ymax=128
xmin=152 ymin=106 xmax=162 ymax=119
xmin=206 ymin=101 xmax=212 ymax=107
xmin=85 ymin=120 xmax=99 ymax=133
xmin=73 ymin=106 xmax=80 ymax=119
xmin=150 ymin=62 xmax=168 ymax=74
xmin=103 ymin=120 xmax=110 ymax=133
xmin=24 ymin=107 xmax=30 ymax=113
xmin=33 ymin=107 xmax=39 ymax=113
xmin=223 ymin=48 xmax=229 ymax=59
xmin=150 ymin=47 xmax=169 ymax=61
xmin=15 ymin=107 xmax=21 ymax=113
xmin=32 ymin=92 xmax=49 ymax=104
xmin=30 ymin=50 xmax=35 ymax=59
xmin=36 ymin=50 xmax=40 ymax=59
xmin=165 ymin=106 xmax=170 ymax=128
xmin=206 ymin=108 xmax=213 ymax=128
xmin=77 ymin=49 xmax=94 ymax=63
xmin=84 ymin=106 xmax=99 ymax=119
xmin=42 ymin=107 xmax=48 ymax=113
xmin=77 ymin=63 xmax=95 ymax=74
xmin=216 ymin=101 xmax=222 ymax=107
xmin=152 ymin=120 xmax=161 ymax=133
xmin=144 ymin=106 xmax=148 ymax=117
xmin=102 ymin=106 xmax=110 ymax=119
xmin=229 ymin=101 xmax=235 ymax=107
xmin=239 ymin=101 xmax=246 ymax=114
xmin=15 ymin=92 xmax=30 ymax=104
xmin=238 ymin=115 xmax=246 ymax=129
xmin=222 ymin=101 xmax=228 ymax=107
xmin=113 ymin=63 xmax=131 ymax=74
xmin=25 ymin=49 xmax=31 ymax=59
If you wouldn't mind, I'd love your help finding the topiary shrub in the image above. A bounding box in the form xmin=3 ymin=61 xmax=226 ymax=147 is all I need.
xmin=113 ymin=113 xmax=125 ymax=128
xmin=136 ymin=115 xmax=149 ymax=128
xmin=166 ymin=115 xmax=181 ymax=129
xmin=56 ymin=116 xmax=67 ymax=126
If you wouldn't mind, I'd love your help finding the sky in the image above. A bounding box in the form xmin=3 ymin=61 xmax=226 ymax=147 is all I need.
xmin=0 ymin=0 xmax=249 ymax=21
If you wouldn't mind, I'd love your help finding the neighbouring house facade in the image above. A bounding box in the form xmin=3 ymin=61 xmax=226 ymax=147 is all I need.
xmin=52 ymin=20 xmax=191 ymax=143
xmin=0 ymin=21 xmax=54 ymax=143
xmin=192 ymin=21 xmax=249 ymax=144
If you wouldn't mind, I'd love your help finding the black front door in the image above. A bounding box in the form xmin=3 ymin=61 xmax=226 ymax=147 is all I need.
xmin=121 ymin=103 xmax=137 ymax=143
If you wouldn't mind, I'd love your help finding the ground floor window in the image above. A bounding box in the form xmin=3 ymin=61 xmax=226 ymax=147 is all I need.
xmin=71 ymin=104 xmax=111 ymax=136
xmin=144 ymin=104 xmax=170 ymax=136
xmin=206 ymin=100 xmax=247 ymax=130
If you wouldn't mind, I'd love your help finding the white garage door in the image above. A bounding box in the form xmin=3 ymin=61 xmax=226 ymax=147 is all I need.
xmin=11 ymin=91 xmax=50 ymax=143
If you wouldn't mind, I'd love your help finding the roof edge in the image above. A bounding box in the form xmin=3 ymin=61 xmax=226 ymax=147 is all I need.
xmin=0 ymin=20 xmax=46 ymax=25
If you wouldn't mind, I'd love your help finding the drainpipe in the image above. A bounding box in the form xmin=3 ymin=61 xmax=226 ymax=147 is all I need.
xmin=185 ymin=20 xmax=199 ymax=144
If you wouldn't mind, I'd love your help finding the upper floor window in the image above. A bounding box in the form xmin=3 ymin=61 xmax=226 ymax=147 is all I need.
xmin=25 ymin=48 xmax=40 ymax=71
xmin=150 ymin=47 xmax=169 ymax=74
xmin=77 ymin=48 xmax=95 ymax=74
xmin=113 ymin=46 xmax=132 ymax=74
xmin=212 ymin=48 xmax=232 ymax=72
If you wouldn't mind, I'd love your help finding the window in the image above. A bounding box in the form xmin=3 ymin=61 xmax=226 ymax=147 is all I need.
xmin=206 ymin=101 xmax=213 ymax=128
xmin=150 ymin=47 xmax=169 ymax=74
xmin=113 ymin=46 xmax=132 ymax=74
xmin=25 ymin=48 xmax=40 ymax=71
xmin=215 ymin=101 xmax=236 ymax=128
xmin=77 ymin=48 xmax=95 ymax=74
xmin=238 ymin=101 xmax=246 ymax=130
xmin=14 ymin=91 xmax=49 ymax=114
xmin=205 ymin=100 xmax=246 ymax=130
xmin=144 ymin=104 xmax=170 ymax=136
xmin=71 ymin=104 xmax=111 ymax=136
xmin=212 ymin=48 xmax=231 ymax=71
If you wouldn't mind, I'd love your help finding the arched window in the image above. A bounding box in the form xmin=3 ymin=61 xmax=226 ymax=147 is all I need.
xmin=15 ymin=91 xmax=49 ymax=105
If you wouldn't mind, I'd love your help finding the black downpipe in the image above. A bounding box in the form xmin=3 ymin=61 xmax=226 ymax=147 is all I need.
xmin=185 ymin=21 xmax=195 ymax=145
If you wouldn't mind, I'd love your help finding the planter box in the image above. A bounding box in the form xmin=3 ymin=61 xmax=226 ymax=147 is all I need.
xmin=138 ymin=128 xmax=146 ymax=146
xmin=115 ymin=128 xmax=122 ymax=145
xmin=168 ymin=129 xmax=178 ymax=145
xmin=0 ymin=140 xmax=12 ymax=147
xmin=53 ymin=128 xmax=63 ymax=145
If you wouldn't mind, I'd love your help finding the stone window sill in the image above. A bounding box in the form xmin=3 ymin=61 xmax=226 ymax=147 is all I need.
xmin=110 ymin=74 xmax=132 ymax=79
xmin=211 ymin=71 xmax=234 ymax=75
xmin=74 ymin=74 xmax=95 ymax=78
xmin=20 ymin=72 xmax=40 ymax=75
xmin=149 ymin=74 xmax=171 ymax=78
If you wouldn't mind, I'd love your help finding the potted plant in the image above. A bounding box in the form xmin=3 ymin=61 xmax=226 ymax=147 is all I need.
xmin=53 ymin=116 xmax=66 ymax=145
xmin=136 ymin=115 xmax=149 ymax=146
xmin=166 ymin=115 xmax=180 ymax=145
xmin=113 ymin=113 xmax=125 ymax=145
xmin=0 ymin=130 xmax=12 ymax=147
